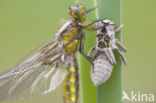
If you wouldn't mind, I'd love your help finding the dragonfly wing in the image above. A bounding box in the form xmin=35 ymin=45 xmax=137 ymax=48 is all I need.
xmin=0 ymin=37 xmax=67 ymax=101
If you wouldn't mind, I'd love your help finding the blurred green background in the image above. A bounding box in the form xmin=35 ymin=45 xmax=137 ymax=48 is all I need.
xmin=122 ymin=0 xmax=156 ymax=102
xmin=0 ymin=0 xmax=155 ymax=103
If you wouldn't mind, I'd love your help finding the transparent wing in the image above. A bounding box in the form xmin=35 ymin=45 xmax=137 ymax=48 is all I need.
xmin=0 ymin=37 xmax=67 ymax=101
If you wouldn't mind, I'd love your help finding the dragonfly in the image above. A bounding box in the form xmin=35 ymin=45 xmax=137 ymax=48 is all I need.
xmin=0 ymin=4 xmax=103 ymax=103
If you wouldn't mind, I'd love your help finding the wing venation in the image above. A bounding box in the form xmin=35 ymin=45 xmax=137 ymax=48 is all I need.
xmin=0 ymin=37 xmax=67 ymax=101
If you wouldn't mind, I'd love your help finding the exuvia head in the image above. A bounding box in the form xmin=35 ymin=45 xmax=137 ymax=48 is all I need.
xmin=102 ymin=19 xmax=115 ymax=26
xmin=102 ymin=19 xmax=115 ymax=31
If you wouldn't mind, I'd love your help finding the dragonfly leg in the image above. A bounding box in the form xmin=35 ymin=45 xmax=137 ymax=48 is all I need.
xmin=79 ymin=32 xmax=93 ymax=65
xmin=85 ymin=26 xmax=104 ymax=31
xmin=80 ymin=19 xmax=105 ymax=31
xmin=87 ymin=45 xmax=95 ymax=57
xmin=81 ymin=19 xmax=103 ymax=27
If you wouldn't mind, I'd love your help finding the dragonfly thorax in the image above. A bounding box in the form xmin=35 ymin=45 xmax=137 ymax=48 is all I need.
xmin=59 ymin=21 xmax=81 ymax=54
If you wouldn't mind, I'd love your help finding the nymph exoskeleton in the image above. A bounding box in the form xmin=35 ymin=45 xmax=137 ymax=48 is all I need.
xmin=87 ymin=19 xmax=127 ymax=86
xmin=0 ymin=5 xmax=103 ymax=103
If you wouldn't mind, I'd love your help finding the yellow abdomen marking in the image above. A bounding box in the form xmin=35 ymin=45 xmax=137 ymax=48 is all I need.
xmin=70 ymin=85 xmax=76 ymax=93
xmin=69 ymin=66 xmax=75 ymax=72
xmin=71 ymin=94 xmax=76 ymax=102
xmin=62 ymin=65 xmax=78 ymax=103
xmin=70 ymin=75 xmax=75 ymax=83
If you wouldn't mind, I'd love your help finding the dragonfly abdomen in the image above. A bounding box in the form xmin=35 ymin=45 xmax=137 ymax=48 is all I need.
xmin=62 ymin=66 xmax=79 ymax=103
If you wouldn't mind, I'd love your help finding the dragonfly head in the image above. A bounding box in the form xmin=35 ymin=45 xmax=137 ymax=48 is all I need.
xmin=68 ymin=5 xmax=87 ymax=22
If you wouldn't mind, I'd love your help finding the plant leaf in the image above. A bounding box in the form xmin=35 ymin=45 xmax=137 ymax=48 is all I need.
xmin=76 ymin=0 xmax=98 ymax=103
xmin=97 ymin=0 xmax=122 ymax=103
xmin=77 ymin=0 xmax=122 ymax=103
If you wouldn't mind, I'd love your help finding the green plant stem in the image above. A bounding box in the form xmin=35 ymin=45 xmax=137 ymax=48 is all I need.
xmin=77 ymin=0 xmax=98 ymax=103
xmin=77 ymin=0 xmax=122 ymax=103
xmin=97 ymin=0 xmax=122 ymax=103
